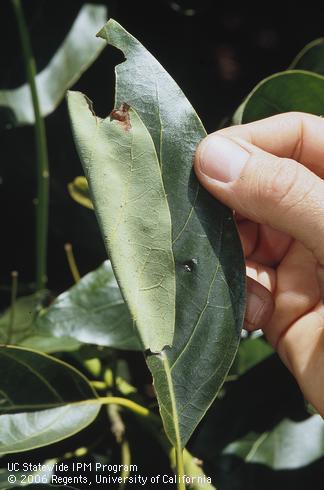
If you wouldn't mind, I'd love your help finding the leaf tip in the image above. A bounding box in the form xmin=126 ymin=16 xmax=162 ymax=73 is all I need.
xmin=67 ymin=90 xmax=98 ymax=120
xmin=96 ymin=17 xmax=115 ymax=40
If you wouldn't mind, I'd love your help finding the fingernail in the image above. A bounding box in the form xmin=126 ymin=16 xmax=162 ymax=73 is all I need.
xmin=198 ymin=135 xmax=249 ymax=182
xmin=245 ymin=293 xmax=266 ymax=330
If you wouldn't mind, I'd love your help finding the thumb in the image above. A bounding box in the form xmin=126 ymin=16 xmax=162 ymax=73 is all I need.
xmin=195 ymin=133 xmax=324 ymax=273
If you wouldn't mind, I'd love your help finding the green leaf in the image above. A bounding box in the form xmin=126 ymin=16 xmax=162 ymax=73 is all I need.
xmin=37 ymin=261 xmax=141 ymax=351
xmin=0 ymin=405 xmax=98 ymax=455
xmin=0 ymin=293 xmax=80 ymax=353
xmin=222 ymin=415 xmax=324 ymax=469
xmin=68 ymin=176 xmax=94 ymax=209
xmin=0 ymin=345 xmax=96 ymax=413
xmin=67 ymin=94 xmax=176 ymax=353
xmin=233 ymin=70 xmax=324 ymax=124
xmin=0 ymin=346 xmax=100 ymax=454
xmin=0 ymin=293 xmax=43 ymax=344
xmin=0 ymin=4 xmax=107 ymax=128
xmin=94 ymin=19 xmax=245 ymax=447
xmin=289 ymin=38 xmax=324 ymax=74
xmin=21 ymin=334 xmax=81 ymax=354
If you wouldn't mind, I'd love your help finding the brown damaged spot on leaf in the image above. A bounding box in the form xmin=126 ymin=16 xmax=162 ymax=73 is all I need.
xmin=110 ymin=102 xmax=131 ymax=131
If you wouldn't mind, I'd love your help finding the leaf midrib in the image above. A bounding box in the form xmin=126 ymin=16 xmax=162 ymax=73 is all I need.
xmin=160 ymin=351 xmax=182 ymax=450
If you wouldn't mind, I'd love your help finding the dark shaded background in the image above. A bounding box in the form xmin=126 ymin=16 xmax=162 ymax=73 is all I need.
xmin=1 ymin=2 xmax=324 ymax=489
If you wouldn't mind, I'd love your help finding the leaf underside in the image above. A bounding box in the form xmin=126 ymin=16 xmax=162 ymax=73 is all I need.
xmin=68 ymin=19 xmax=245 ymax=449
xmin=68 ymin=96 xmax=176 ymax=353
xmin=97 ymin=19 xmax=246 ymax=448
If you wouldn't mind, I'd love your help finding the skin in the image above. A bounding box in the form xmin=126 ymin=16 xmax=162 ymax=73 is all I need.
xmin=194 ymin=112 xmax=324 ymax=416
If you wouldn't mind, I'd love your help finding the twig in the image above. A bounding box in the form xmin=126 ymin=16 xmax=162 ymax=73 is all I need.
xmin=11 ymin=0 xmax=49 ymax=291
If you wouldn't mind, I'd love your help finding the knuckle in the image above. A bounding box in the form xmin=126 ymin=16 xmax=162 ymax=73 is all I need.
xmin=243 ymin=154 xmax=320 ymax=224
xmin=259 ymin=157 xmax=315 ymax=213
xmin=234 ymin=151 xmax=323 ymax=228
xmin=265 ymin=157 xmax=324 ymax=238
xmin=264 ymin=157 xmax=299 ymax=207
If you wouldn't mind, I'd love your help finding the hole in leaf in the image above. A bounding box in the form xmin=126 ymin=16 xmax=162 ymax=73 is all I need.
xmin=183 ymin=258 xmax=198 ymax=272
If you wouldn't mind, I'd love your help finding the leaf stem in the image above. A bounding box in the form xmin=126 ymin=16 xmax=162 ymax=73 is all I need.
xmin=97 ymin=396 xmax=151 ymax=417
xmin=175 ymin=445 xmax=186 ymax=490
xmin=120 ymin=440 xmax=131 ymax=490
xmin=11 ymin=0 xmax=49 ymax=291
xmin=158 ymin=351 xmax=185 ymax=489
xmin=64 ymin=243 xmax=81 ymax=283
xmin=7 ymin=271 xmax=18 ymax=344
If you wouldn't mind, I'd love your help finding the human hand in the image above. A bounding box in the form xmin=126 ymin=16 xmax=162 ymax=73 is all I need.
xmin=194 ymin=112 xmax=324 ymax=416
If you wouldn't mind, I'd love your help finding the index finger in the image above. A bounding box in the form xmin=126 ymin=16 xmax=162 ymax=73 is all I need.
xmin=218 ymin=112 xmax=324 ymax=177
